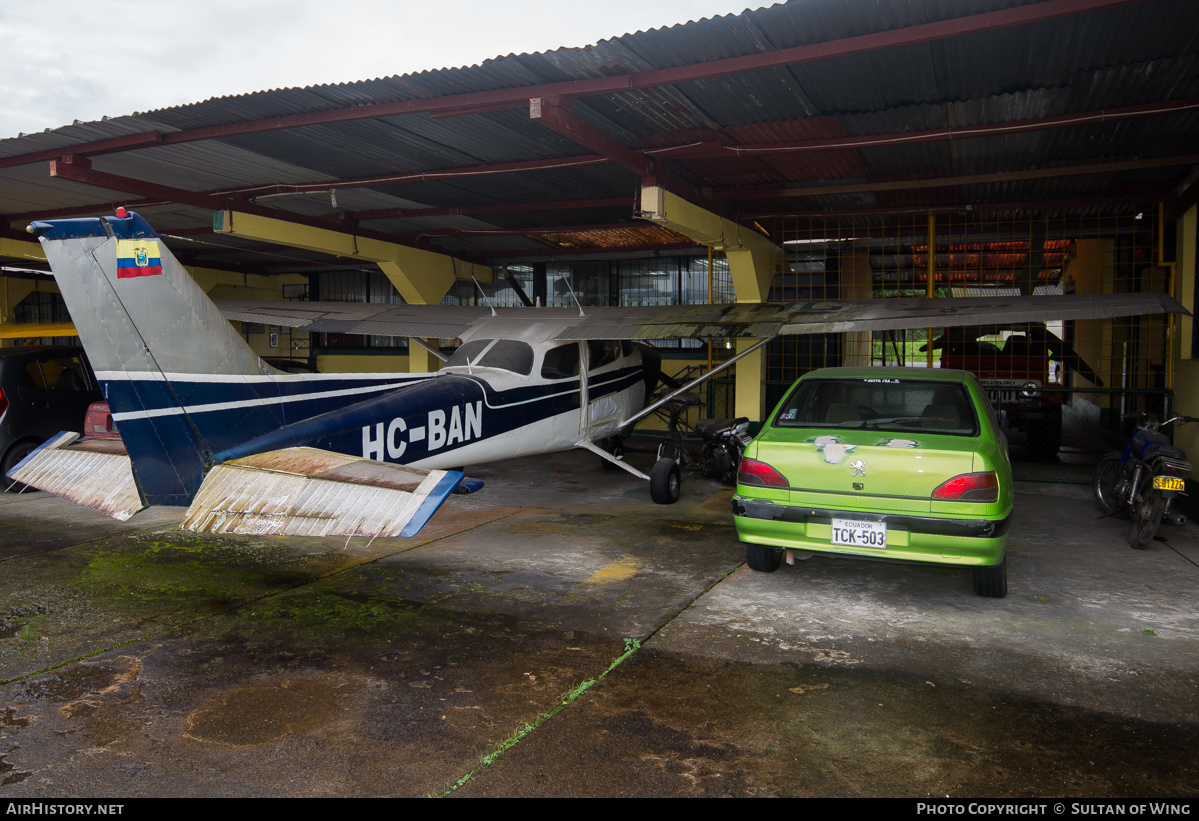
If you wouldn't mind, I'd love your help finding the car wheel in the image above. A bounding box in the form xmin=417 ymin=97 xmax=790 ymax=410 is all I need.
xmin=1026 ymin=406 xmax=1062 ymax=462
xmin=649 ymin=458 xmax=681 ymax=504
xmin=1127 ymin=491 xmax=1165 ymax=550
xmin=972 ymin=555 xmax=1008 ymax=598
xmin=1092 ymin=453 xmax=1124 ymax=516
xmin=2 ymin=440 xmax=40 ymax=493
xmin=745 ymin=543 xmax=782 ymax=572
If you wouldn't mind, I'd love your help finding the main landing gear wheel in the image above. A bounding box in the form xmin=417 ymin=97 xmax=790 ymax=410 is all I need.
xmin=650 ymin=458 xmax=681 ymax=504
xmin=745 ymin=543 xmax=782 ymax=572
xmin=600 ymin=437 xmax=624 ymax=471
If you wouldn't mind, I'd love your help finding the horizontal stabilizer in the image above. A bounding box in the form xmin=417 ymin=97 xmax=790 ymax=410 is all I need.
xmin=181 ymin=448 xmax=464 ymax=538
xmin=453 ymin=478 xmax=486 ymax=495
xmin=6 ymin=433 xmax=145 ymax=521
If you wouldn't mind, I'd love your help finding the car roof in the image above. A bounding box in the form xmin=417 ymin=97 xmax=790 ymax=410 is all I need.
xmin=0 ymin=345 xmax=85 ymax=359
xmin=801 ymin=366 xmax=976 ymax=382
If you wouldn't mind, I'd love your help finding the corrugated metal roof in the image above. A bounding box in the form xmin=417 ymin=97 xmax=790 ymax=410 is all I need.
xmin=1 ymin=0 xmax=1196 ymax=275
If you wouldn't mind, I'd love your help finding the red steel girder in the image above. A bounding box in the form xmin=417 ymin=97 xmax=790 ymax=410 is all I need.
xmin=722 ymin=155 xmax=1199 ymax=199
xmin=702 ymin=97 xmax=1199 ymax=158
xmin=352 ymin=197 xmax=633 ymax=222
xmin=529 ymin=98 xmax=652 ymax=178
xmin=50 ymin=159 xmax=233 ymax=211
xmin=47 ymin=160 xmax=403 ymax=246
xmin=0 ymin=0 xmax=1138 ymax=170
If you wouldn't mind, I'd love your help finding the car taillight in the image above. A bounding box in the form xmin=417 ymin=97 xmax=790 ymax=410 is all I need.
xmin=933 ymin=471 xmax=999 ymax=502
xmin=737 ymin=457 xmax=789 ymax=488
xmin=0 ymin=387 xmax=7 ymax=417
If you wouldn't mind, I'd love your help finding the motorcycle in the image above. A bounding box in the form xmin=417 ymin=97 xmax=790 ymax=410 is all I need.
xmin=1093 ymin=414 xmax=1194 ymax=549
xmin=691 ymin=416 xmax=753 ymax=484
xmin=647 ymin=393 xmax=753 ymax=503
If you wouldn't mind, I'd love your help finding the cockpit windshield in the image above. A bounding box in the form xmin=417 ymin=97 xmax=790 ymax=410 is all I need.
xmin=443 ymin=339 xmax=534 ymax=375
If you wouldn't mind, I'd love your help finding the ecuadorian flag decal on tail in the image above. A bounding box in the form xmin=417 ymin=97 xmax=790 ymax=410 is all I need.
xmin=116 ymin=239 xmax=163 ymax=278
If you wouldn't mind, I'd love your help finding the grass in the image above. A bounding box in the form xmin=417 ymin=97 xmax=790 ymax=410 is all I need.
xmin=439 ymin=637 xmax=642 ymax=796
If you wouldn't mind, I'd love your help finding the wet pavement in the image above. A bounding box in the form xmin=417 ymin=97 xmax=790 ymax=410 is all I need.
xmin=0 ymin=445 xmax=1196 ymax=797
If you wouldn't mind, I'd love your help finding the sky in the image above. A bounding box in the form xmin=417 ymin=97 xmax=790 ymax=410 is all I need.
xmin=1 ymin=0 xmax=764 ymax=140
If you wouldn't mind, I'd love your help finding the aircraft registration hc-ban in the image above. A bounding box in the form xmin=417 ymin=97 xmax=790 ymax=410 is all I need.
xmin=7 ymin=209 xmax=1187 ymax=539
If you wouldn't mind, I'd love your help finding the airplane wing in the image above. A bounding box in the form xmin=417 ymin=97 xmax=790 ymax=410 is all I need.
xmin=215 ymin=291 xmax=1187 ymax=343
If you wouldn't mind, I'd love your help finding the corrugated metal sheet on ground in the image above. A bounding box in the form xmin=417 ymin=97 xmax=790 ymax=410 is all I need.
xmin=181 ymin=448 xmax=457 ymax=538
xmin=8 ymin=432 xmax=143 ymax=520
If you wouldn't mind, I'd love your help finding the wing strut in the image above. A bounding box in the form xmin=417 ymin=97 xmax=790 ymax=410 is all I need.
xmin=619 ymin=337 xmax=773 ymax=430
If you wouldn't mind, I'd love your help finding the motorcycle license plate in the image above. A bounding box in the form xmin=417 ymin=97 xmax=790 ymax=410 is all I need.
xmin=1153 ymin=476 xmax=1185 ymax=491
xmin=831 ymin=518 xmax=886 ymax=548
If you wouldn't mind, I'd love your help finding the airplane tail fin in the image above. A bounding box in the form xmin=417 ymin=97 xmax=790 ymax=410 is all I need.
xmin=29 ymin=211 xmax=275 ymax=504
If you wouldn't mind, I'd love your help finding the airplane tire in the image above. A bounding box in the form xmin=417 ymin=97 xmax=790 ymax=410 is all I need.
xmin=600 ymin=438 xmax=623 ymax=471
xmin=650 ymin=458 xmax=681 ymax=504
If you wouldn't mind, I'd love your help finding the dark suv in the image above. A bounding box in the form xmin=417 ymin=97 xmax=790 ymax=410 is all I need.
xmin=1 ymin=346 xmax=102 ymax=488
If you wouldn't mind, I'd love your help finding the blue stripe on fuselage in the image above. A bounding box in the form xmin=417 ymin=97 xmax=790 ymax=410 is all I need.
xmin=216 ymin=373 xmax=588 ymax=467
xmin=101 ymin=373 xmax=431 ymax=504
xmin=104 ymin=363 xmax=644 ymax=506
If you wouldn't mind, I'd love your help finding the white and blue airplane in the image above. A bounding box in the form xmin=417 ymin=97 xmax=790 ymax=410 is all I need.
xmin=7 ymin=209 xmax=1186 ymax=538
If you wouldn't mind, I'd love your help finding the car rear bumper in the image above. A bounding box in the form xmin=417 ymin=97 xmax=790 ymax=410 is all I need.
xmin=732 ymin=496 xmax=1009 ymax=566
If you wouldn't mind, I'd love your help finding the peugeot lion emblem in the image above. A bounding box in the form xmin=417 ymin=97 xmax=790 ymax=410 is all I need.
xmin=849 ymin=459 xmax=866 ymax=477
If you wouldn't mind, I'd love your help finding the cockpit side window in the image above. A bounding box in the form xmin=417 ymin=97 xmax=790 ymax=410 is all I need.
xmin=541 ymin=343 xmax=580 ymax=380
xmin=587 ymin=340 xmax=621 ymax=371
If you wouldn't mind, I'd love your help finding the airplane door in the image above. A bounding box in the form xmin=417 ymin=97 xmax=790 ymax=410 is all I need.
xmin=584 ymin=340 xmax=624 ymax=439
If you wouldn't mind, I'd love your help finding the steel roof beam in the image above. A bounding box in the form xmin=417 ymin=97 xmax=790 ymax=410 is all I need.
xmin=693 ymin=97 xmax=1199 ymax=159
xmin=0 ymin=0 xmax=1138 ymax=171
xmin=529 ymin=97 xmax=651 ymax=178
xmin=17 ymin=89 xmax=1188 ymax=229
xmin=394 ymin=222 xmax=668 ymax=240
xmin=46 ymin=160 xmax=426 ymax=247
xmin=351 ymin=197 xmax=633 ymax=222
xmin=722 ymin=155 xmax=1199 ymax=199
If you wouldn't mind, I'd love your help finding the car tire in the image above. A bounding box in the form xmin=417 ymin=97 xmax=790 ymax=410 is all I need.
xmin=1128 ymin=491 xmax=1165 ymax=550
xmin=1027 ymin=406 xmax=1062 ymax=462
xmin=1092 ymin=453 xmax=1124 ymax=516
xmin=2 ymin=440 xmax=40 ymax=493
xmin=972 ymin=555 xmax=1008 ymax=598
xmin=745 ymin=543 xmax=782 ymax=572
xmin=649 ymin=458 xmax=681 ymax=504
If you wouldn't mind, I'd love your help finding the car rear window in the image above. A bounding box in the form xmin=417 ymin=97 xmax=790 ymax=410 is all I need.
xmin=774 ymin=377 xmax=979 ymax=436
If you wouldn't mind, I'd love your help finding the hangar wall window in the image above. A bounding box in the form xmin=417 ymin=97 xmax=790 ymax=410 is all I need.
xmin=311 ymin=269 xmax=408 ymax=352
xmin=312 ymin=256 xmax=731 ymax=356
xmin=9 ymin=290 xmax=75 ymax=346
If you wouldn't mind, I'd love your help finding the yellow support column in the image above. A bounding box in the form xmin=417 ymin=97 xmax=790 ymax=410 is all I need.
xmin=638 ymin=186 xmax=780 ymax=424
xmin=215 ymin=211 xmax=492 ymax=372
xmin=1173 ymin=205 xmax=1198 ymax=461
xmin=0 ymin=236 xmax=46 ymax=263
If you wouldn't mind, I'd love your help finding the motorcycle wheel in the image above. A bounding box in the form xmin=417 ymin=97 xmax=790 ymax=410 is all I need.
xmin=1127 ymin=490 xmax=1165 ymax=550
xmin=1092 ymin=453 xmax=1124 ymax=516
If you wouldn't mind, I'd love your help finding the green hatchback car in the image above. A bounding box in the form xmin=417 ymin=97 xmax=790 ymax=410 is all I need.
xmin=732 ymin=367 xmax=1013 ymax=597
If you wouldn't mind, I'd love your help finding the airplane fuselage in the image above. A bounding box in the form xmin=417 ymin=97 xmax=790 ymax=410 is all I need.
xmin=104 ymin=338 xmax=648 ymax=503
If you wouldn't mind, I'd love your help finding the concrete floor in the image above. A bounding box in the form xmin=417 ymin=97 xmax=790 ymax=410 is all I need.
xmin=0 ymin=444 xmax=1196 ymax=797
